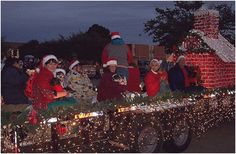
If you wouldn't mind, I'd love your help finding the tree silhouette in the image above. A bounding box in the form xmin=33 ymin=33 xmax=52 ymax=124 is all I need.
xmin=19 ymin=24 xmax=111 ymax=62
xmin=144 ymin=1 xmax=235 ymax=50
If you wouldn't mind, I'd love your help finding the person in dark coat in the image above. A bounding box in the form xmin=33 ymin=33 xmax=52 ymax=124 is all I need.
xmin=168 ymin=55 xmax=204 ymax=93
xmin=168 ymin=56 xmax=187 ymax=92
xmin=1 ymin=58 xmax=29 ymax=104
xmin=97 ymin=59 xmax=127 ymax=102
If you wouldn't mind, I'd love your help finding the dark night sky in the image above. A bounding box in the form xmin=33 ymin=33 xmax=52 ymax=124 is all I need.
xmin=1 ymin=1 xmax=235 ymax=45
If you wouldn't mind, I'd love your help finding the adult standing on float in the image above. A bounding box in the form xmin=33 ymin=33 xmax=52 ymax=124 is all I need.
xmin=102 ymin=32 xmax=133 ymax=81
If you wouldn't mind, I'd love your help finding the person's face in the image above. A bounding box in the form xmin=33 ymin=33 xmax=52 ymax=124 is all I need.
xmin=178 ymin=59 xmax=186 ymax=68
xmin=167 ymin=54 xmax=174 ymax=62
xmin=13 ymin=61 xmax=21 ymax=69
xmin=150 ymin=62 xmax=160 ymax=72
xmin=72 ymin=64 xmax=81 ymax=72
xmin=45 ymin=60 xmax=58 ymax=72
xmin=108 ymin=65 xmax=117 ymax=73
xmin=56 ymin=72 xmax=65 ymax=81
xmin=76 ymin=65 xmax=81 ymax=72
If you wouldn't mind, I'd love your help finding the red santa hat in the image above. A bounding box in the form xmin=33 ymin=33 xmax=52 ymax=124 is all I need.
xmin=53 ymin=68 xmax=66 ymax=77
xmin=103 ymin=58 xmax=117 ymax=67
xmin=111 ymin=32 xmax=121 ymax=40
xmin=42 ymin=55 xmax=58 ymax=67
xmin=69 ymin=60 xmax=80 ymax=71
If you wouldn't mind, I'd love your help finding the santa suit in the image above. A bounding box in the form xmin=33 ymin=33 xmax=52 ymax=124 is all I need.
xmin=144 ymin=70 xmax=161 ymax=97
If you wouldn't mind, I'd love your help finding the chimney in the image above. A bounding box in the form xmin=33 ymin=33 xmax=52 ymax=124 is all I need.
xmin=193 ymin=8 xmax=219 ymax=39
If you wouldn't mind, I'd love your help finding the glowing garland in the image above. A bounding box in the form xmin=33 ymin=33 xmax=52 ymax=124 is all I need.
xmin=1 ymin=87 xmax=235 ymax=152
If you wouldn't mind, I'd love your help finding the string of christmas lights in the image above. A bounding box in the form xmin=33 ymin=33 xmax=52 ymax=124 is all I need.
xmin=1 ymin=87 xmax=235 ymax=152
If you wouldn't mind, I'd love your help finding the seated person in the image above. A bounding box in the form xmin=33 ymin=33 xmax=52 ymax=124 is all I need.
xmin=53 ymin=68 xmax=67 ymax=88
xmin=97 ymin=58 xmax=127 ymax=102
xmin=144 ymin=59 xmax=162 ymax=97
xmin=65 ymin=60 xmax=97 ymax=102
xmin=168 ymin=55 xmax=203 ymax=93
xmin=31 ymin=55 xmax=69 ymax=110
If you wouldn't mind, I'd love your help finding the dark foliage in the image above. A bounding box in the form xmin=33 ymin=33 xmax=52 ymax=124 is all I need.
xmin=144 ymin=1 xmax=235 ymax=50
xmin=19 ymin=24 xmax=110 ymax=62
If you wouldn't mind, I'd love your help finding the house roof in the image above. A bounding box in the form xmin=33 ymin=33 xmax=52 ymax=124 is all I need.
xmin=190 ymin=29 xmax=235 ymax=62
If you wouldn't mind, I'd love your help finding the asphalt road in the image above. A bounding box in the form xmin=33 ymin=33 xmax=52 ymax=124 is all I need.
xmin=184 ymin=120 xmax=235 ymax=153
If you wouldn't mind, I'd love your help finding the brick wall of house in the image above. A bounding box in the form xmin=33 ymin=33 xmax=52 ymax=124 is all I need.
xmin=183 ymin=52 xmax=235 ymax=88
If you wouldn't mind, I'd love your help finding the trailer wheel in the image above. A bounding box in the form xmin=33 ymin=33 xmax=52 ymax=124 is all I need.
xmin=163 ymin=118 xmax=191 ymax=152
xmin=132 ymin=121 xmax=163 ymax=153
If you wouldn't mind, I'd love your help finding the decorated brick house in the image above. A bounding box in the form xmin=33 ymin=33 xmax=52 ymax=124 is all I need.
xmin=177 ymin=8 xmax=235 ymax=89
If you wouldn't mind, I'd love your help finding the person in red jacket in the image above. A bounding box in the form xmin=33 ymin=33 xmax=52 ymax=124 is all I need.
xmin=144 ymin=59 xmax=162 ymax=97
xmin=97 ymin=58 xmax=127 ymax=102
xmin=32 ymin=55 xmax=68 ymax=110
xmin=127 ymin=59 xmax=141 ymax=93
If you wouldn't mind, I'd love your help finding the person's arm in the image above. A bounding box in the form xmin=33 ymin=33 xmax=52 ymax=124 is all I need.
xmin=54 ymin=91 xmax=68 ymax=99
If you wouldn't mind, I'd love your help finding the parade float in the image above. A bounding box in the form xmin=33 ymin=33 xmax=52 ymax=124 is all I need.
xmin=1 ymin=8 xmax=235 ymax=153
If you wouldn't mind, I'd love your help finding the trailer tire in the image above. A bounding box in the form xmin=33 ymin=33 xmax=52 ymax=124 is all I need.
xmin=132 ymin=120 xmax=163 ymax=153
xmin=163 ymin=118 xmax=191 ymax=152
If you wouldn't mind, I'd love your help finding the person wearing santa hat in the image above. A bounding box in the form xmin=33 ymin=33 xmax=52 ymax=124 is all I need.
xmin=97 ymin=58 xmax=127 ymax=102
xmin=31 ymin=55 xmax=68 ymax=110
xmin=168 ymin=55 xmax=189 ymax=92
xmin=49 ymin=68 xmax=67 ymax=94
xmin=101 ymin=32 xmax=133 ymax=81
xmin=65 ymin=60 xmax=97 ymax=102
xmin=144 ymin=59 xmax=163 ymax=97
xmin=53 ymin=68 xmax=66 ymax=88
xmin=168 ymin=55 xmax=204 ymax=93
